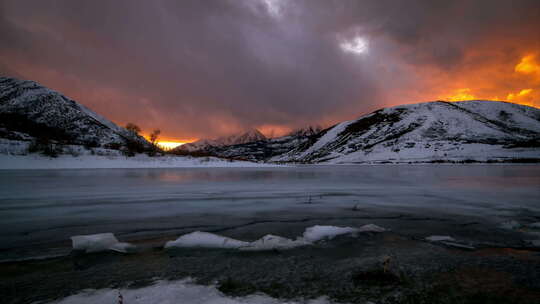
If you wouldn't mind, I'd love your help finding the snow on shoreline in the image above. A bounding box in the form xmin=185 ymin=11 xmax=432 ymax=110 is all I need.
xmin=0 ymin=154 xmax=277 ymax=169
xmin=165 ymin=224 xmax=387 ymax=251
xmin=71 ymin=225 xmax=387 ymax=254
xmin=49 ymin=279 xmax=333 ymax=304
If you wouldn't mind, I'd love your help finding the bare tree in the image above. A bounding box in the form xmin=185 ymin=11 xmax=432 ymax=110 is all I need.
xmin=125 ymin=123 xmax=141 ymax=135
xmin=149 ymin=129 xmax=161 ymax=145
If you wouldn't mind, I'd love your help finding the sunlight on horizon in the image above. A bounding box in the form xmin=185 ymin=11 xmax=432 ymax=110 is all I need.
xmin=157 ymin=141 xmax=185 ymax=150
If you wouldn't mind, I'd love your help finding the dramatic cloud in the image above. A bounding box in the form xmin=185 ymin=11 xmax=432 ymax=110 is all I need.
xmin=1 ymin=0 xmax=539 ymax=141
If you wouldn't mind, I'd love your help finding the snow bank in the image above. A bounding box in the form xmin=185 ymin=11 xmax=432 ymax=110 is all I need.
xmin=48 ymin=279 xmax=333 ymax=304
xmin=166 ymin=224 xmax=387 ymax=251
xmin=164 ymin=231 xmax=249 ymax=249
xmin=71 ymin=233 xmax=133 ymax=253
xmin=425 ymin=235 xmax=455 ymax=242
xmin=0 ymin=154 xmax=277 ymax=169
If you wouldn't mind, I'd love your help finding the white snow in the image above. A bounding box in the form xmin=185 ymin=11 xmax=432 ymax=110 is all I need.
xmin=276 ymin=100 xmax=540 ymax=164
xmin=48 ymin=279 xmax=333 ymax=304
xmin=71 ymin=233 xmax=133 ymax=253
xmin=297 ymin=120 xmax=354 ymax=159
xmin=0 ymin=154 xmax=276 ymax=169
xmin=425 ymin=235 xmax=455 ymax=242
xmin=302 ymin=225 xmax=359 ymax=242
xmin=164 ymin=232 xmax=250 ymax=249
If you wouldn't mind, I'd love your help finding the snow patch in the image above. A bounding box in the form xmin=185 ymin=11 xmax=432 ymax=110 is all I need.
xmin=71 ymin=233 xmax=133 ymax=253
xmin=48 ymin=279 xmax=333 ymax=304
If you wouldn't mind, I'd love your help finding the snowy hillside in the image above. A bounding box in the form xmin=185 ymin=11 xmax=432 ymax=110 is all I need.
xmin=0 ymin=77 xmax=149 ymax=149
xmin=272 ymin=101 xmax=540 ymax=163
xmin=176 ymin=129 xmax=267 ymax=152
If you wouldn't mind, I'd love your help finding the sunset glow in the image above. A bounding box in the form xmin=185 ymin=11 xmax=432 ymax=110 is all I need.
xmin=157 ymin=141 xmax=185 ymax=150
xmin=515 ymin=54 xmax=540 ymax=76
xmin=441 ymin=88 xmax=476 ymax=102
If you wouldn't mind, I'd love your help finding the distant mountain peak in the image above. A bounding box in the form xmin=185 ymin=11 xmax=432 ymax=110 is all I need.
xmin=176 ymin=128 xmax=267 ymax=152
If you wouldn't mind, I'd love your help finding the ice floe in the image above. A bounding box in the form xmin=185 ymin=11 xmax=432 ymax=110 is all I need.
xmin=240 ymin=235 xmax=310 ymax=251
xmin=357 ymin=224 xmax=387 ymax=233
xmin=302 ymin=225 xmax=359 ymax=242
xmin=48 ymin=278 xmax=333 ymax=304
xmin=166 ymin=224 xmax=387 ymax=251
xmin=164 ymin=231 xmax=249 ymax=249
xmin=71 ymin=233 xmax=133 ymax=253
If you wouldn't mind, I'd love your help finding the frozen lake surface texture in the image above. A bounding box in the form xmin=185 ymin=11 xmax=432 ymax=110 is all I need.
xmin=0 ymin=165 xmax=539 ymax=261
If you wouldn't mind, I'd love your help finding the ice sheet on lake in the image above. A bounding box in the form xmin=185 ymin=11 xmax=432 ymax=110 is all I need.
xmin=71 ymin=233 xmax=133 ymax=253
xmin=48 ymin=279 xmax=333 ymax=304
xmin=164 ymin=231 xmax=250 ymax=249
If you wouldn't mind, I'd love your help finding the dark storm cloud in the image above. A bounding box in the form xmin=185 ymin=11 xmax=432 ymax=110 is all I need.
xmin=0 ymin=0 xmax=539 ymax=139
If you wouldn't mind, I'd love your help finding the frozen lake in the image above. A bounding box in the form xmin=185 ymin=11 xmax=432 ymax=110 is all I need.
xmin=1 ymin=165 xmax=539 ymax=260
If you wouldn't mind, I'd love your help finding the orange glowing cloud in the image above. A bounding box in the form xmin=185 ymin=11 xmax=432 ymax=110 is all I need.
xmin=429 ymin=52 xmax=539 ymax=109
xmin=440 ymin=88 xmax=476 ymax=102
xmin=515 ymin=54 xmax=540 ymax=76
xmin=507 ymin=88 xmax=536 ymax=107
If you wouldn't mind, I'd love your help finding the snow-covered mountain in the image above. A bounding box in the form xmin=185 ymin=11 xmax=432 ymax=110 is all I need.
xmin=195 ymin=131 xmax=320 ymax=161
xmin=177 ymin=129 xmax=267 ymax=152
xmin=0 ymin=77 xmax=149 ymax=149
xmin=272 ymin=101 xmax=540 ymax=163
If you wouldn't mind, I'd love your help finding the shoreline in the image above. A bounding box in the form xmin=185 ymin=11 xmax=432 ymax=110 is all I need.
xmin=1 ymin=153 xmax=539 ymax=170
xmin=2 ymin=215 xmax=540 ymax=304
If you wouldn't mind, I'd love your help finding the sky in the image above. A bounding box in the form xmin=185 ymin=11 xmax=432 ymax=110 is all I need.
xmin=1 ymin=0 xmax=539 ymax=143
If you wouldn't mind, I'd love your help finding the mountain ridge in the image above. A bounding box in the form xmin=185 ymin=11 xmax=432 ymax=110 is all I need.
xmin=176 ymin=128 xmax=267 ymax=152
xmin=0 ymin=76 xmax=150 ymax=151
xmin=271 ymin=100 xmax=540 ymax=163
